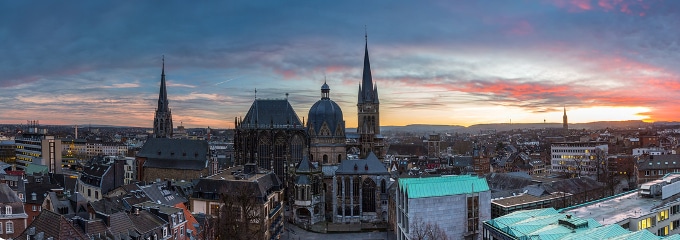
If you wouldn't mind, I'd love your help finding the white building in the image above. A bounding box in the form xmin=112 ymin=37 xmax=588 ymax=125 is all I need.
xmin=550 ymin=142 xmax=608 ymax=177
xmin=396 ymin=175 xmax=491 ymax=240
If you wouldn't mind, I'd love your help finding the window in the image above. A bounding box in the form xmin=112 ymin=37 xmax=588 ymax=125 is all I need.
xmin=5 ymin=221 xmax=13 ymax=233
xmin=88 ymin=189 xmax=91 ymax=197
xmin=95 ymin=191 xmax=99 ymax=199
xmin=163 ymin=227 xmax=168 ymax=237
xmin=659 ymin=225 xmax=669 ymax=236
xmin=31 ymin=206 xmax=37 ymax=212
xmin=659 ymin=209 xmax=670 ymax=221
xmin=639 ymin=217 xmax=653 ymax=230
xmin=5 ymin=206 xmax=10 ymax=215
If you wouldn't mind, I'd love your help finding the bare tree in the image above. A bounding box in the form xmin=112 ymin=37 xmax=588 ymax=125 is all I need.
xmin=213 ymin=183 xmax=265 ymax=240
xmin=410 ymin=216 xmax=448 ymax=240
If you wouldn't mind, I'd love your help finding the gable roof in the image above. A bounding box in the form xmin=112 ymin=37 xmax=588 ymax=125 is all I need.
xmin=136 ymin=138 xmax=209 ymax=161
xmin=240 ymin=99 xmax=303 ymax=128
xmin=17 ymin=210 xmax=88 ymax=240
xmin=335 ymin=152 xmax=388 ymax=175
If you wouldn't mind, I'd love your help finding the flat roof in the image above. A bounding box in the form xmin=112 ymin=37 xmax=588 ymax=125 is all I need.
xmin=493 ymin=192 xmax=570 ymax=208
xmin=565 ymin=191 xmax=659 ymax=226
xmin=204 ymin=165 xmax=270 ymax=182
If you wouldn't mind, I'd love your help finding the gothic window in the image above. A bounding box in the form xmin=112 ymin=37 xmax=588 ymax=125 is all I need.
xmin=362 ymin=178 xmax=377 ymax=212
xmin=323 ymin=155 xmax=328 ymax=164
xmin=320 ymin=124 xmax=331 ymax=136
xmin=291 ymin=134 xmax=304 ymax=164
xmin=338 ymin=154 xmax=342 ymax=163
xmin=258 ymin=134 xmax=271 ymax=170
xmin=353 ymin=177 xmax=360 ymax=198
xmin=274 ymin=133 xmax=287 ymax=179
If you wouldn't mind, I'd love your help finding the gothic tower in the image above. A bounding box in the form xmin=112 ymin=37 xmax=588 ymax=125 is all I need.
xmin=153 ymin=57 xmax=173 ymax=138
xmin=562 ymin=106 xmax=568 ymax=133
xmin=357 ymin=34 xmax=380 ymax=159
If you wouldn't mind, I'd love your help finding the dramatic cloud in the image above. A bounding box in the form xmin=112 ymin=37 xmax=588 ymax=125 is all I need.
xmin=1 ymin=1 xmax=680 ymax=128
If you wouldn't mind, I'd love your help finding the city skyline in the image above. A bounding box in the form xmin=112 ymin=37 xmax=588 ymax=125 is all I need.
xmin=2 ymin=1 xmax=678 ymax=128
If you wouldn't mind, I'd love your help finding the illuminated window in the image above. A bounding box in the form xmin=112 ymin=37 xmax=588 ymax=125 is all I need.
xmin=638 ymin=217 xmax=653 ymax=230
xmin=659 ymin=210 xmax=669 ymax=221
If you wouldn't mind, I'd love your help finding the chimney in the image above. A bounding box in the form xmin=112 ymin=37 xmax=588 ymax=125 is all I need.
xmin=134 ymin=207 xmax=140 ymax=216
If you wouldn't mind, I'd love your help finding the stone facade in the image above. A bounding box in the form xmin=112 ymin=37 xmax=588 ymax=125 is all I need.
xmin=141 ymin=167 xmax=209 ymax=183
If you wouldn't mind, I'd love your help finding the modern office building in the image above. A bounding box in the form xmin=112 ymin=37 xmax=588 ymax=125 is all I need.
xmin=550 ymin=141 xmax=608 ymax=178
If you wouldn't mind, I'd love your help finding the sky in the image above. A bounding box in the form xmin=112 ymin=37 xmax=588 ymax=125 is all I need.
xmin=2 ymin=0 xmax=679 ymax=129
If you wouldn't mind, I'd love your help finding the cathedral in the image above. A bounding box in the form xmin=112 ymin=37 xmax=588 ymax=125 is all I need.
xmin=233 ymin=97 xmax=307 ymax=184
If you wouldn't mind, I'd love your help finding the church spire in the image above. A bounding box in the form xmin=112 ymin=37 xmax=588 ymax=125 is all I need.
xmin=562 ymin=106 xmax=568 ymax=132
xmin=158 ymin=56 xmax=169 ymax=112
xmin=153 ymin=56 xmax=173 ymax=138
xmin=360 ymin=32 xmax=376 ymax=103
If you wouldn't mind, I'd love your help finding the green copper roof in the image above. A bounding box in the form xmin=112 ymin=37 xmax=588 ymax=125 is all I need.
xmin=399 ymin=175 xmax=489 ymax=199
xmin=485 ymin=208 xmax=672 ymax=240
xmin=25 ymin=164 xmax=48 ymax=175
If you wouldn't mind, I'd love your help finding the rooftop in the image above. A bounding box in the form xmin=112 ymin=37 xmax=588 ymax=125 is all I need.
xmin=493 ymin=191 xmax=570 ymax=208
xmin=205 ymin=165 xmax=270 ymax=182
xmin=399 ymin=175 xmax=489 ymax=199
xmin=564 ymin=190 xmax=663 ymax=226
xmin=485 ymin=208 xmax=668 ymax=239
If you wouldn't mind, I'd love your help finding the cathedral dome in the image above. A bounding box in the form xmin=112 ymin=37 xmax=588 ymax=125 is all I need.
xmin=308 ymin=82 xmax=344 ymax=136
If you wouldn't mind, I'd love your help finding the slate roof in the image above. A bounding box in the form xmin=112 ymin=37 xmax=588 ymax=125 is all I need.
xmin=108 ymin=212 xmax=136 ymax=237
xmin=240 ymin=99 xmax=303 ymax=128
xmin=137 ymin=138 xmax=209 ymax=161
xmin=399 ymin=175 xmax=490 ymax=199
xmin=308 ymin=84 xmax=344 ymax=136
xmin=193 ymin=172 xmax=281 ymax=203
xmin=137 ymin=138 xmax=209 ymax=170
xmin=17 ymin=210 xmax=88 ymax=240
xmin=140 ymin=182 xmax=186 ymax=206
xmin=25 ymin=183 xmax=61 ymax=205
xmin=335 ymin=152 xmax=388 ymax=175
xmin=295 ymin=156 xmax=318 ymax=173
xmin=295 ymin=175 xmax=310 ymax=185
xmin=638 ymin=154 xmax=680 ymax=170
xmin=128 ymin=210 xmax=166 ymax=236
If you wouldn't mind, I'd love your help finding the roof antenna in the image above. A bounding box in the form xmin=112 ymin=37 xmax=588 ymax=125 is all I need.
xmin=254 ymin=88 xmax=257 ymax=99
xmin=286 ymin=93 xmax=289 ymax=100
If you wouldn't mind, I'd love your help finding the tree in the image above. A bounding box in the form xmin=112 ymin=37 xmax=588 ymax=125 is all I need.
xmin=212 ymin=183 xmax=265 ymax=240
xmin=410 ymin=216 xmax=448 ymax=240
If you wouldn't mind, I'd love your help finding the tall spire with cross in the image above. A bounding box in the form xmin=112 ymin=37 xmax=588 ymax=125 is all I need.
xmin=153 ymin=56 xmax=173 ymax=138
xmin=356 ymin=29 xmax=382 ymax=159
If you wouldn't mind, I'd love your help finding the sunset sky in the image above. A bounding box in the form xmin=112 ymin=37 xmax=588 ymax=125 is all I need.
xmin=2 ymin=0 xmax=679 ymax=128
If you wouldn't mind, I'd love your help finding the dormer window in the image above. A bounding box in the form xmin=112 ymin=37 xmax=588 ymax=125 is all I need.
xmin=5 ymin=206 xmax=11 ymax=215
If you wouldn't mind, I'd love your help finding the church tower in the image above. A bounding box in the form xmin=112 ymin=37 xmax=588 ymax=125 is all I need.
xmin=562 ymin=106 xmax=568 ymax=133
xmin=357 ymin=34 xmax=381 ymax=159
xmin=153 ymin=57 xmax=173 ymax=138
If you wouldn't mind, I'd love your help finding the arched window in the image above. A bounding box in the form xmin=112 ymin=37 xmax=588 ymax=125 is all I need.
xmin=362 ymin=178 xmax=377 ymax=212
xmin=323 ymin=155 xmax=328 ymax=163
xmin=258 ymin=134 xmax=271 ymax=170
xmin=338 ymin=154 xmax=342 ymax=163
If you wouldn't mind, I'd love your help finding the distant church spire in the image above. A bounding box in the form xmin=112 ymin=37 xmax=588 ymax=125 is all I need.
xmin=563 ymin=106 xmax=568 ymax=132
xmin=153 ymin=56 xmax=173 ymax=138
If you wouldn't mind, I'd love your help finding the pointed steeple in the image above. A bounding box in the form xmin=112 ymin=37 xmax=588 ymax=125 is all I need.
xmin=157 ymin=56 xmax=169 ymax=112
xmin=153 ymin=56 xmax=173 ymax=138
xmin=361 ymin=33 xmax=374 ymax=103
